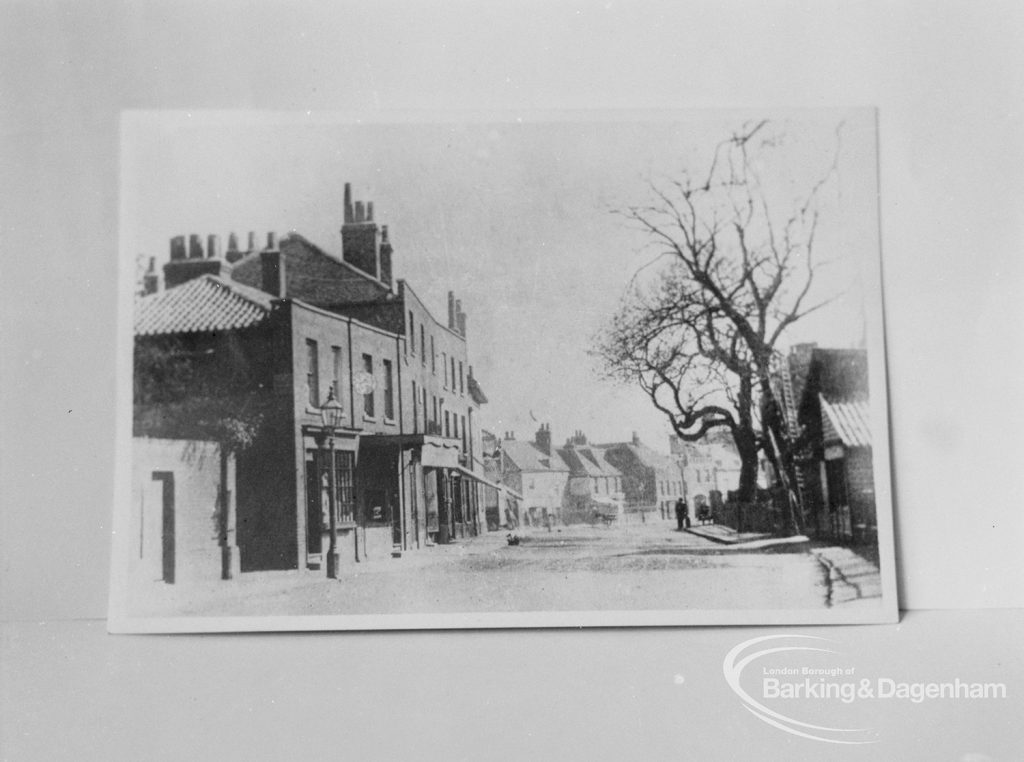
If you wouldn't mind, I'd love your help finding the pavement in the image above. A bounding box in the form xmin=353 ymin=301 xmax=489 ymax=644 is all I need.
xmin=684 ymin=523 xmax=775 ymax=545
xmin=685 ymin=522 xmax=882 ymax=608
xmin=810 ymin=544 xmax=884 ymax=607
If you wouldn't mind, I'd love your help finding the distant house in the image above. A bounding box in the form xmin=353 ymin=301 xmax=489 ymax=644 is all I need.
xmin=598 ymin=434 xmax=684 ymax=522
xmin=556 ymin=431 xmax=624 ymax=524
xmin=497 ymin=425 xmax=570 ymax=527
xmin=669 ymin=435 xmax=742 ymax=522
xmin=480 ymin=429 xmax=523 ymax=530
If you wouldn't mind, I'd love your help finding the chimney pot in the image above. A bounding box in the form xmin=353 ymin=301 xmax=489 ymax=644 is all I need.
xmin=142 ymin=256 xmax=160 ymax=295
xmin=225 ymin=232 xmax=245 ymax=264
xmin=448 ymin=292 xmax=456 ymax=329
xmin=354 ymin=201 xmax=365 ymax=223
xmin=367 ymin=201 xmax=374 ymax=221
xmin=266 ymin=231 xmax=278 ymax=250
xmin=344 ymin=183 xmax=353 ymax=223
xmin=188 ymin=234 xmax=204 ymax=259
xmin=207 ymin=234 xmax=220 ymax=259
xmin=170 ymin=235 xmax=187 ymax=261
xmin=247 ymin=231 xmax=257 ymax=252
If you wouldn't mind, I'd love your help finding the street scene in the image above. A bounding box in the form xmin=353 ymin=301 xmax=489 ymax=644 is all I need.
xmin=113 ymin=110 xmax=894 ymax=628
xmin=126 ymin=522 xmax=881 ymax=619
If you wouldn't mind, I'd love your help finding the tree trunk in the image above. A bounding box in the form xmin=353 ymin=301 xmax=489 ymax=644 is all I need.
xmin=731 ymin=373 xmax=759 ymax=504
xmin=732 ymin=427 xmax=759 ymax=504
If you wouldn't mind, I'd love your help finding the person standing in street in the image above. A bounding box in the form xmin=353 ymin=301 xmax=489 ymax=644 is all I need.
xmin=674 ymin=497 xmax=686 ymax=531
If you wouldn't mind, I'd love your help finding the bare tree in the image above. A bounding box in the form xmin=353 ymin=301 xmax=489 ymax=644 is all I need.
xmin=596 ymin=120 xmax=841 ymax=533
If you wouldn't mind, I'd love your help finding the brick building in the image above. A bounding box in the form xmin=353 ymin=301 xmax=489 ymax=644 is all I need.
xmin=597 ymin=434 xmax=683 ymax=523
xmin=132 ymin=185 xmax=494 ymax=581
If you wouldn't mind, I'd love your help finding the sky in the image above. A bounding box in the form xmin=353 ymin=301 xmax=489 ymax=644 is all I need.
xmin=122 ymin=109 xmax=880 ymax=452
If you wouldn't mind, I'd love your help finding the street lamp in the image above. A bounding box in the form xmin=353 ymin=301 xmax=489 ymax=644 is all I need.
xmin=320 ymin=388 xmax=345 ymax=579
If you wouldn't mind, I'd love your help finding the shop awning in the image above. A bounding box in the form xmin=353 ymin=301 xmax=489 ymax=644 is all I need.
xmin=419 ymin=440 xmax=462 ymax=468
xmin=453 ymin=465 xmax=522 ymax=500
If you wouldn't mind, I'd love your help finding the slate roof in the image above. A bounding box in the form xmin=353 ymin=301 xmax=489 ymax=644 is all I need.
xmin=598 ymin=441 xmax=679 ymax=476
xmin=557 ymin=446 xmax=621 ymax=478
xmin=134 ymin=275 xmax=273 ymax=336
xmin=501 ymin=439 xmax=570 ymax=472
xmin=820 ymin=395 xmax=872 ymax=448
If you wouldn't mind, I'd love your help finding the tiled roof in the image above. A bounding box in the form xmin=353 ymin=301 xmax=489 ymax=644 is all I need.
xmin=557 ymin=446 xmax=621 ymax=478
xmin=134 ymin=275 xmax=273 ymax=336
xmin=820 ymin=395 xmax=872 ymax=448
xmin=501 ymin=439 xmax=570 ymax=473
xmin=599 ymin=442 xmax=679 ymax=475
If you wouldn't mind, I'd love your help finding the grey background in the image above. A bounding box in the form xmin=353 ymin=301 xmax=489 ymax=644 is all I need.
xmin=2 ymin=2 xmax=1022 ymax=758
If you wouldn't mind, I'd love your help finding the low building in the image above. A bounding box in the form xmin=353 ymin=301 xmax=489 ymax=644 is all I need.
xmin=129 ymin=437 xmax=237 ymax=586
xmin=794 ymin=348 xmax=875 ymax=543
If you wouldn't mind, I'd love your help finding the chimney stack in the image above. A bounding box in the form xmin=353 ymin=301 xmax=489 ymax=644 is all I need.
xmin=260 ymin=248 xmax=286 ymax=298
xmin=535 ymin=423 xmax=552 ymax=456
xmin=164 ymin=233 xmax=230 ymax=289
xmin=379 ymin=225 xmax=393 ymax=290
xmin=340 ymin=183 xmax=381 ymax=279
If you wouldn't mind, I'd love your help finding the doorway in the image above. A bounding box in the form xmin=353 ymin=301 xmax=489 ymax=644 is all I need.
xmin=147 ymin=471 xmax=175 ymax=583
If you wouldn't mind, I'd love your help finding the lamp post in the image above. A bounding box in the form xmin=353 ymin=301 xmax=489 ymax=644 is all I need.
xmin=320 ymin=388 xmax=345 ymax=579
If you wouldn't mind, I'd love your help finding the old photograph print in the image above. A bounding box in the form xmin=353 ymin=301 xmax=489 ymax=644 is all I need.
xmin=110 ymin=110 xmax=898 ymax=631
